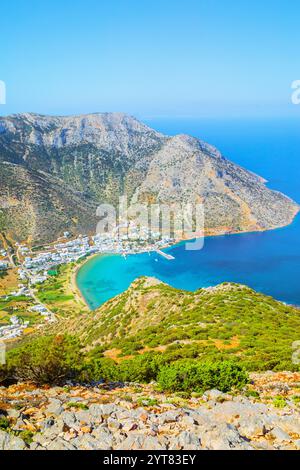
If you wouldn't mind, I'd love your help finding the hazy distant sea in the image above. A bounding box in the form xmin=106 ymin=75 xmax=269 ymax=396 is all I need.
xmin=77 ymin=118 xmax=300 ymax=309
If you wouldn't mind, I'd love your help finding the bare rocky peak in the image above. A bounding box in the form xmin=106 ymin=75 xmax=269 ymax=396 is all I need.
xmin=0 ymin=112 xmax=165 ymax=154
xmin=0 ymin=112 xmax=298 ymax=243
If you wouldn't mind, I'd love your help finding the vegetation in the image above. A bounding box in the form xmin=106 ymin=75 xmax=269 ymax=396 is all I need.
xmin=0 ymin=335 xmax=248 ymax=394
xmin=157 ymin=360 xmax=248 ymax=393
xmin=55 ymin=278 xmax=300 ymax=372
xmin=5 ymin=335 xmax=82 ymax=385
xmin=0 ymin=294 xmax=38 ymax=327
xmin=1 ymin=278 xmax=299 ymax=392
xmin=272 ymin=396 xmax=287 ymax=408
xmin=35 ymin=263 xmax=88 ymax=318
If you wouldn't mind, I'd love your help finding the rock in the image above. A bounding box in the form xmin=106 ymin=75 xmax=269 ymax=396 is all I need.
xmin=157 ymin=410 xmax=181 ymax=425
xmin=278 ymin=416 xmax=300 ymax=435
xmin=46 ymin=437 xmax=77 ymax=450
xmin=128 ymin=407 xmax=149 ymax=421
xmin=169 ymin=431 xmax=202 ymax=450
xmin=6 ymin=409 xmax=21 ymax=419
xmin=0 ymin=430 xmax=26 ymax=450
xmin=89 ymin=403 xmax=117 ymax=420
xmin=188 ymin=409 xmax=212 ymax=427
xmin=203 ymin=389 xmax=231 ymax=402
xmin=180 ymin=414 xmax=197 ymax=427
xmin=107 ymin=417 xmax=122 ymax=431
xmin=91 ymin=428 xmax=114 ymax=449
xmin=294 ymin=439 xmax=300 ymax=450
xmin=30 ymin=442 xmax=44 ymax=450
xmin=251 ymin=440 xmax=276 ymax=450
xmin=237 ymin=415 xmax=271 ymax=438
xmin=42 ymin=418 xmax=55 ymax=429
xmin=121 ymin=419 xmax=139 ymax=433
xmin=71 ymin=434 xmax=100 ymax=450
xmin=198 ymin=423 xmax=253 ymax=450
xmin=99 ymin=404 xmax=119 ymax=417
xmin=61 ymin=411 xmax=78 ymax=429
xmin=12 ymin=417 xmax=27 ymax=431
xmin=46 ymin=398 xmax=63 ymax=416
xmin=118 ymin=434 xmax=165 ymax=450
xmin=268 ymin=427 xmax=291 ymax=443
xmin=74 ymin=410 xmax=93 ymax=425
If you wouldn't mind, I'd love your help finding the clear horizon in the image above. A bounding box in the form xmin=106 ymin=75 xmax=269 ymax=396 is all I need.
xmin=1 ymin=0 xmax=300 ymax=118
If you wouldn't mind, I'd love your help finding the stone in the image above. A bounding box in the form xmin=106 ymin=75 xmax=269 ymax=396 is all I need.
xmin=203 ymin=389 xmax=231 ymax=401
xmin=61 ymin=411 xmax=78 ymax=429
xmin=75 ymin=410 xmax=93 ymax=425
xmin=198 ymin=423 xmax=253 ymax=450
xmin=107 ymin=417 xmax=122 ymax=431
xmin=46 ymin=398 xmax=63 ymax=416
xmin=169 ymin=431 xmax=202 ymax=450
xmin=0 ymin=430 xmax=26 ymax=450
xmin=91 ymin=428 xmax=114 ymax=449
xmin=6 ymin=408 xmax=21 ymax=419
xmin=46 ymin=437 xmax=77 ymax=450
xmin=157 ymin=410 xmax=181 ymax=425
xmin=294 ymin=439 xmax=300 ymax=450
xmin=278 ymin=416 xmax=300 ymax=435
xmin=180 ymin=414 xmax=197 ymax=427
xmin=121 ymin=419 xmax=139 ymax=433
xmin=118 ymin=434 xmax=165 ymax=450
xmin=268 ymin=427 xmax=291 ymax=443
xmin=237 ymin=415 xmax=271 ymax=438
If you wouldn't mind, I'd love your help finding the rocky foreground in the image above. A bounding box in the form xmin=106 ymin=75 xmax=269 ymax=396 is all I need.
xmin=0 ymin=372 xmax=300 ymax=451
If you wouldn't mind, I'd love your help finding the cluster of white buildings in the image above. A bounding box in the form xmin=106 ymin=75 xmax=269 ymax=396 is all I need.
xmin=22 ymin=235 xmax=97 ymax=275
xmin=0 ymin=229 xmax=174 ymax=341
xmin=92 ymin=225 xmax=174 ymax=255
xmin=0 ymin=316 xmax=29 ymax=340
xmin=29 ymin=304 xmax=54 ymax=322
xmin=9 ymin=284 xmax=31 ymax=298
xmin=21 ymin=230 xmax=173 ymax=277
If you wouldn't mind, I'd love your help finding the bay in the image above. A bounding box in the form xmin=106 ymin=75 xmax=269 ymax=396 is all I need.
xmin=77 ymin=117 xmax=300 ymax=310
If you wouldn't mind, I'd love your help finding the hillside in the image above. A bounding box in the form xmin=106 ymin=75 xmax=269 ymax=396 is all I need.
xmin=0 ymin=112 xmax=298 ymax=243
xmin=45 ymin=276 xmax=300 ymax=371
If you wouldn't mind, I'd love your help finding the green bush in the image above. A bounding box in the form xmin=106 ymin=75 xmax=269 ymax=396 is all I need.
xmin=0 ymin=416 xmax=10 ymax=431
xmin=7 ymin=335 xmax=82 ymax=385
xmin=79 ymin=357 xmax=117 ymax=382
xmin=157 ymin=360 xmax=248 ymax=393
xmin=0 ymin=365 xmax=9 ymax=385
xmin=117 ymin=353 xmax=163 ymax=383
xmin=272 ymin=396 xmax=287 ymax=409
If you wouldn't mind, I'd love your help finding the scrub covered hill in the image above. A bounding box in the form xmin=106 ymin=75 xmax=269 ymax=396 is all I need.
xmin=46 ymin=276 xmax=300 ymax=372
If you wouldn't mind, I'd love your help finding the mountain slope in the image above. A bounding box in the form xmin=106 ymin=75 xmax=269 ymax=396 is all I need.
xmin=52 ymin=277 xmax=300 ymax=371
xmin=0 ymin=112 xmax=298 ymax=243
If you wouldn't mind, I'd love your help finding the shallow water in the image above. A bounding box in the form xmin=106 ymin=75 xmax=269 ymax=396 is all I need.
xmin=77 ymin=118 xmax=300 ymax=310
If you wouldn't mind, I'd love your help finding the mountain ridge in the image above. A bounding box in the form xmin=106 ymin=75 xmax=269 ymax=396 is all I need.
xmin=0 ymin=112 xmax=298 ymax=243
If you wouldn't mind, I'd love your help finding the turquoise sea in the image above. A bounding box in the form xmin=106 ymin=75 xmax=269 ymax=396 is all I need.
xmin=77 ymin=118 xmax=300 ymax=310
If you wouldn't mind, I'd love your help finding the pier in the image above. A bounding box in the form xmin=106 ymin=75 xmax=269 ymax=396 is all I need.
xmin=155 ymin=249 xmax=175 ymax=260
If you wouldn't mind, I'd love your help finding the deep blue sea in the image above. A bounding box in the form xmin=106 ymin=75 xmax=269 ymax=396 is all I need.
xmin=77 ymin=118 xmax=300 ymax=310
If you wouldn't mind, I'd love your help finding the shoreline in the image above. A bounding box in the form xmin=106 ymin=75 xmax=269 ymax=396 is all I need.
xmin=70 ymin=254 xmax=103 ymax=310
xmin=73 ymin=209 xmax=300 ymax=311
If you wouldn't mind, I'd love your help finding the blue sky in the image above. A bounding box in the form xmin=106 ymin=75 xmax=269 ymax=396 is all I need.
xmin=1 ymin=0 xmax=300 ymax=117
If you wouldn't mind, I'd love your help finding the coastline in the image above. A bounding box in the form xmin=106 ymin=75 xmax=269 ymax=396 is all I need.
xmin=70 ymin=253 xmax=104 ymax=310
xmin=74 ymin=208 xmax=300 ymax=310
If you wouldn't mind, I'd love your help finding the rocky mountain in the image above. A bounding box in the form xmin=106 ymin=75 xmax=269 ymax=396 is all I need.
xmin=0 ymin=112 xmax=298 ymax=243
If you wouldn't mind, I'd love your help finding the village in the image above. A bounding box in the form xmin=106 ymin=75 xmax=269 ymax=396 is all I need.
xmin=0 ymin=226 xmax=174 ymax=341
